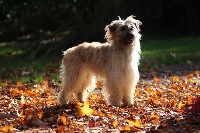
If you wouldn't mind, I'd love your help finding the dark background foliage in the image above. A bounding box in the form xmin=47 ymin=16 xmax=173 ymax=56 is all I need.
xmin=1 ymin=0 xmax=200 ymax=48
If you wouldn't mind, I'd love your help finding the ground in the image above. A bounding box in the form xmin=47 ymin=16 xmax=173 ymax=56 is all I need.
xmin=0 ymin=63 xmax=200 ymax=132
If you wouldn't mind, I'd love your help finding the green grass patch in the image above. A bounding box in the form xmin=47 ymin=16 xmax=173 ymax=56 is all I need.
xmin=141 ymin=36 xmax=200 ymax=65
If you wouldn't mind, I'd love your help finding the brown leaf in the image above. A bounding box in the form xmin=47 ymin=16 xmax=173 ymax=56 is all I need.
xmin=55 ymin=126 xmax=64 ymax=132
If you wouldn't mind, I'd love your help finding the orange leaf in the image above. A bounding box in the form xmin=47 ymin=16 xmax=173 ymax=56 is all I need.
xmin=0 ymin=125 xmax=14 ymax=132
xmin=126 ymin=119 xmax=142 ymax=128
xmin=96 ymin=81 xmax=104 ymax=88
xmin=24 ymin=90 xmax=41 ymax=97
xmin=42 ymin=78 xmax=48 ymax=85
xmin=121 ymin=125 xmax=131 ymax=130
xmin=31 ymin=97 xmax=37 ymax=104
xmin=38 ymin=111 xmax=44 ymax=119
xmin=60 ymin=115 xmax=67 ymax=125
xmin=172 ymin=76 xmax=180 ymax=82
xmin=12 ymin=87 xmax=22 ymax=95
xmin=135 ymin=88 xmax=140 ymax=96
xmin=112 ymin=120 xmax=118 ymax=128
xmin=149 ymin=113 xmax=160 ymax=124
xmin=90 ymin=94 xmax=98 ymax=100
xmin=186 ymin=74 xmax=193 ymax=78
xmin=181 ymin=83 xmax=188 ymax=88
xmin=153 ymin=76 xmax=160 ymax=83
xmin=55 ymin=126 xmax=64 ymax=132
xmin=145 ymin=86 xmax=152 ymax=94
xmin=1 ymin=82 xmax=8 ymax=86
xmin=149 ymin=112 xmax=160 ymax=120
xmin=195 ymin=70 xmax=199 ymax=75
xmin=171 ymin=84 xmax=180 ymax=90
xmin=76 ymin=102 xmax=94 ymax=117
xmin=189 ymin=78 xmax=196 ymax=83
xmin=16 ymin=81 xmax=23 ymax=87
xmin=178 ymin=101 xmax=185 ymax=110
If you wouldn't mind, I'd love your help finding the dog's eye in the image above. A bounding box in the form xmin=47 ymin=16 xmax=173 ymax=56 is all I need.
xmin=128 ymin=23 xmax=135 ymax=29
xmin=120 ymin=26 xmax=126 ymax=31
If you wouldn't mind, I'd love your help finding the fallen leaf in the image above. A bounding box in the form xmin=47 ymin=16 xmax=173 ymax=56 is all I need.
xmin=88 ymin=119 xmax=95 ymax=127
xmin=126 ymin=119 xmax=142 ymax=128
xmin=76 ymin=102 xmax=94 ymax=117
xmin=16 ymin=81 xmax=23 ymax=87
xmin=112 ymin=120 xmax=118 ymax=128
xmin=20 ymin=95 xmax=25 ymax=105
xmin=55 ymin=126 xmax=64 ymax=132
xmin=178 ymin=101 xmax=185 ymax=110
xmin=0 ymin=125 xmax=14 ymax=132
xmin=60 ymin=115 xmax=67 ymax=125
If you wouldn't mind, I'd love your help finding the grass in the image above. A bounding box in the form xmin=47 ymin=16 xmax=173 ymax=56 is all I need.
xmin=0 ymin=36 xmax=200 ymax=84
xmin=141 ymin=36 xmax=200 ymax=65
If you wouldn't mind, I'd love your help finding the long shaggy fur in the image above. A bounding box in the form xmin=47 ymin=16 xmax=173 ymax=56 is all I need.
xmin=58 ymin=16 xmax=142 ymax=106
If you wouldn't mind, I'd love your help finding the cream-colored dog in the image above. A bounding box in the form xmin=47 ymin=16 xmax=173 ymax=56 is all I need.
xmin=58 ymin=16 xmax=141 ymax=106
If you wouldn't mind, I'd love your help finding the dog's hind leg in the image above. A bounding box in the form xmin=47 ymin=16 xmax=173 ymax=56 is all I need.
xmin=58 ymin=62 xmax=82 ymax=105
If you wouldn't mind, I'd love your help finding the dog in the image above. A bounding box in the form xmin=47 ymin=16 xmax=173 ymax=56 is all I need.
xmin=58 ymin=16 xmax=142 ymax=106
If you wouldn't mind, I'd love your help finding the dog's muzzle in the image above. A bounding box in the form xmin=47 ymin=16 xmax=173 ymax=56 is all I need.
xmin=125 ymin=32 xmax=134 ymax=44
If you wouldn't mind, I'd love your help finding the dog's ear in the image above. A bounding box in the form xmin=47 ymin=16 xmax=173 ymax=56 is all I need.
xmin=134 ymin=20 xmax=142 ymax=32
xmin=107 ymin=23 xmax=118 ymax=32
xmin=126 ymin=15 xmax=142 ymax=31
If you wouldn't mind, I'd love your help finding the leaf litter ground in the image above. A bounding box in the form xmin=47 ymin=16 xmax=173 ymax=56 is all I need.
xmin=0 ymin=64 xmax=200 ymax=132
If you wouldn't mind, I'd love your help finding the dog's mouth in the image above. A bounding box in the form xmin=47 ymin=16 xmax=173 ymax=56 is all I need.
xmin=124 ymin=33 xmax=134 ymax=45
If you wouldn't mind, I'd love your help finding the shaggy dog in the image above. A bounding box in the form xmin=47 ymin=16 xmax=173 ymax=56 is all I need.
xmin=58 ymin=16 xmax=142 ymax=106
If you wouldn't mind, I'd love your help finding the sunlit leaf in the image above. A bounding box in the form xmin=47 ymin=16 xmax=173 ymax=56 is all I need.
xmin=153 ymin=76 xmax=160 ymax=84
xmin=178 ymin=101 xmax=185 ymax=110
xmin=16 ymin=81 xmax=23 ymax=87
xmin=195 ymin=70 xmax=199 ymax=75
xmin=186 ymin=74 xmax=193 ymax=78
xmin=112 ymin=120 xmax=118 ymax=128
xmin=60 ymin=115 xmax=67 ymax=125
xmin=11 ymin=87 xmax=22 ymax=95
xmin=20 ymin=95 xmax=25 ymax=106
xmin=76 ymin=102 xmax=94 ymax=117
xmin=149 ymin=112 xmax=160 ymax=120
xmin=189 ymin=78 xmax=196 ymax=83
xmin=172 ymin=76 xmax=180 ymax=82
xmin=126 ymin=119 xmax=142 ymax=128
xmin=38 ymin=111 xmax=44 ymax=119
xmin=135 ymin=88 xmax=140 ymax=96
xmin=24 ymin=90 xmax=41 ymax=97
xmin=148 ymin=112 xmax=160 ymax=124
xmin=42 ymin=78 xmax=48 ymax=85
xmin=90 ymin=94 xmax=98 ymax=100
xmin=0 ymin=125 xmax=14 ymax=132
xmin=121 ymin=125 xmax=131 ymax=131
xmin=1 ymin=82 xmax=8 ymax=86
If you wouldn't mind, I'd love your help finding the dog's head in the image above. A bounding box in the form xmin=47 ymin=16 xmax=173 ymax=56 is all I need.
xmin=105 ymin=16 xmax=141 ymax=45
